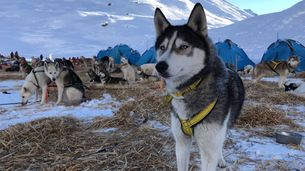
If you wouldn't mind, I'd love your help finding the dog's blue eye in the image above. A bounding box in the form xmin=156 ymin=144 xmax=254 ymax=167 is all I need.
xmin=160 ymin=45 xmax=166 ymax=51
xmin=179 ymin=45 xmax=189 ymax=50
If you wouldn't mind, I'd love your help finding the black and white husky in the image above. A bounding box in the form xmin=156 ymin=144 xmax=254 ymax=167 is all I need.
xmin=44 ymin=62 xmax=85 ymax=105
xmin=154 ymin=3 xmax=245 ymax=171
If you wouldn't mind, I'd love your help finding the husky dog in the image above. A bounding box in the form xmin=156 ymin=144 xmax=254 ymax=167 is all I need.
xmin=80 ymin=56 xmax=94 ymax=69
xmin=31 ymin=56 xmax=44 ymax=68
xmin=154 ymin=3 xmax=245 ymax=171
xmin=87 ymin=68 xmax=101 ymax=83
xmin=95 ymin=61 xmax=127 ymax=85
xmin=20 ymin=66 xmax=51 ymax=105
xmin=44 ymin=62 xmax=85 ymax=105
xmin=136 ymin=63 xmax=159 ymax=79
xmin=243 ymin=64 xmax=254 ymax=76
xmin=253 ymin=56 xmax=299 ymax=88
xmin=19 ymin=57 xmax=32 ymax=77
xmin=99 ymin=56 xmax=116 ymax=73
xmin=120 ymin=58 xmax=136 ymax=84
xmin=54 ymin=58 xmax=74 ymax=70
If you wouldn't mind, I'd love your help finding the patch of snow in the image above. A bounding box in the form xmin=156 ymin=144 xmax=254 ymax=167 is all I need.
xmin=92 ymin=127 xmax=118 ymax=133
xmin=146 ymin=120 xmax=170 ymax=131
xmin=227 ymin=129 xmax=305 ymax=170
xmin=0 ymin=80 xmax=121 ymax=130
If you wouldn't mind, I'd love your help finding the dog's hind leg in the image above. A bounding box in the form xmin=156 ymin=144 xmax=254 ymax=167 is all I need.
xmin=171 ymin=113 xmax=191 ymax=171
xmin=252 ymin=74 xmax=264 ymax=84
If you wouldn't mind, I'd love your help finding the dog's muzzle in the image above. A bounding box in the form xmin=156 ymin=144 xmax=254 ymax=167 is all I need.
xmin=155 ymin=61 xmax=168 ymax=75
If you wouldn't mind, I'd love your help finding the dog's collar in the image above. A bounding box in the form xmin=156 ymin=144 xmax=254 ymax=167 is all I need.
xmin=179 ymin=98 xmax=218 ymax=136
xmin=164 ymin=78 xmax=203 ymax=104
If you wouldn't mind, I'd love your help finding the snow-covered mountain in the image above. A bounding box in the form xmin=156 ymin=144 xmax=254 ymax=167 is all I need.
xmin=210 ymin=0 xmax=305 ymax=63
xmin=0 ymin=0 xmax=254 ymax=58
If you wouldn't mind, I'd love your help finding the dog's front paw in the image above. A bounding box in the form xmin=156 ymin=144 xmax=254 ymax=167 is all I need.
xmin=218 ymin=158 xmax=227 ymax=168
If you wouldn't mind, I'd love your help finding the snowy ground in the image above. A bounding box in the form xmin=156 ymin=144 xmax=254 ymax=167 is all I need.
xmin=0 ymin=80 xmax=121 ymax=130
xmin=0 ymin=78 xmax=304 ymax=170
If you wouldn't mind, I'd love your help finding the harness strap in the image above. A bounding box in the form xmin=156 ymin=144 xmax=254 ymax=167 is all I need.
xmin=265 ymin=62 xmax=280 ymax=75
xmin=271 ymin=61 xmax=281 ymax=69
xmin=31 ymin=70 xmax=44 ymax=88
xmin=164 ymin=78 xmax=203 ymax=104
xmin=180 ymin=98 xmax=218 ymax=136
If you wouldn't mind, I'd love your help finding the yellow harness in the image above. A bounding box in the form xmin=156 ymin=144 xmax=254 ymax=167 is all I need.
xmin=164 ymin=79 xmax=218 ymax=136
xmin=271 ymin=61 xmax=281 ymax=70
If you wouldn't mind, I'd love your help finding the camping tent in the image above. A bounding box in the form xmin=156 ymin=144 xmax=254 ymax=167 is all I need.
xmin=136 ymin=46 xmax=157 ymax=66
xmin=261 ymin=39 xmax=305 ymax=72
xmin=97 ymin=44 xmax=141 ymax=65
xmin=97 ymin=45 xmax=156 ymax=66
xmin=215 ymin=39 xmax=255 ymax=71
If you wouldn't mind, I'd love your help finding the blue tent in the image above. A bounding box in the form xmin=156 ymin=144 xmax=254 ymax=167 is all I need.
xmin=261 ymin=39 xmax=305 ymax=72
xmin=97 ymin=44 xmax=141 ymax=65
xmin=97 ymin=45 xmax=156 ymax=66
xmin=215 ymin=39 xmax=255 ymax=71
xmin=136 ymin=46 xmax=157 ymax=65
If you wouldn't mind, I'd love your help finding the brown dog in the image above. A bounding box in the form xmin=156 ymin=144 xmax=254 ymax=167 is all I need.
xmin=253 ymin=56 xmax=299 ymax=87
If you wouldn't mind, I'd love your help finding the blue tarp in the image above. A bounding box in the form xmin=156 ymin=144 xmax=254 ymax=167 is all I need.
xmin=215 ymin=39 xmax=255 ymax=71
xmin=97 ymin=44 xmax=156 ymax=66
xmin=136 ymin=46 xmax=157 ymax=65
xmin=261 ymin=39 xmax=305 ymax=72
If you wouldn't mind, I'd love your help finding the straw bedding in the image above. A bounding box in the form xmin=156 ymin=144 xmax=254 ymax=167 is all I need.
xmin=0 ymin=73 xmax=303 ymax=170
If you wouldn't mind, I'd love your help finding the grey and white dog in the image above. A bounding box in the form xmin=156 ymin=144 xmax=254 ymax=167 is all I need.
xmin=20 ymin=66 xmax=51 ymax=105
xmin=154 ymin=3 xmax=245 ymax=171
xmin=44 ymin=62 xmax=85 ymax=105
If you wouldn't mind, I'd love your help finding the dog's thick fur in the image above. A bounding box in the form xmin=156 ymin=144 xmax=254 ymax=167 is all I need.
xmin=87 ymin=68 xmax=101 ymax=83
xmin=31 ymin=56 xmax=44 ymax=68
xmin=95 ymin=61 xmax=127 ymax=85
xmin=136 ymin=63 xmax=159 ymax=78
xmin=44 ymin=62 xmax=85 ymax=105
xmin=120 ymin=58 xmax=136 ymax=84
xmin=20 ymin=66 xmax=51 ymax=105
xmin=19 ymin=57 xmax=32 ymax=77
xmin=243 ymin=64 xmax=254 ymax=75
xmin=54 ymin=58 xmax=74 ymax=70
xmin=154 ymin=4 xmax=245 ymax=171
xmin=253 ymin=56 xmax=299 ymax=87
xmin=100 ymin=56 xmax=116 ymax=73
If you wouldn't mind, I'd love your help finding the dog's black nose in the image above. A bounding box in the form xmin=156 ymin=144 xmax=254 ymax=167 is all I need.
xmin=52 ymin=78 xmax=56 ymax=81
xmin=155 ymin=61 xmax=168 ymax=74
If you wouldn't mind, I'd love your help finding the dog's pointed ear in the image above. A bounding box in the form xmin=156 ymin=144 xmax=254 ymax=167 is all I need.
xmin=154 ymin=8 xmax=170 ymax=37
xmin=44 ymin=62 xmax=48 ymax=71
xmin=187 ymin=3 xmax=208 ymax=37
xmin=55 ymin=62 xmax=60 ymax=69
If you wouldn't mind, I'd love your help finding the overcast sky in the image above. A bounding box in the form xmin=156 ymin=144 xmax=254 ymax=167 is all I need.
xmin=227 ymin=0 xmax=302 ymax=14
